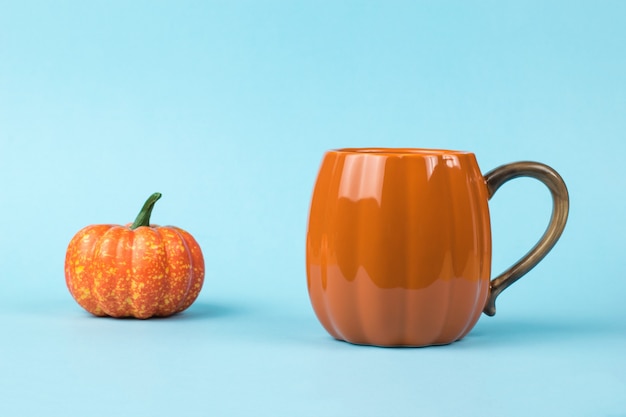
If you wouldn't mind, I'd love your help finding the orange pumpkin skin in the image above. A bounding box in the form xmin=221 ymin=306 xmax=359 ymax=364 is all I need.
xmin=64 ymin=195 xmax=204 ymax=319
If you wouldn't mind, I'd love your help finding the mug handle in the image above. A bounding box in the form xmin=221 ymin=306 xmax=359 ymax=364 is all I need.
xmin=482 ymin=161 xmax=569 ymax=316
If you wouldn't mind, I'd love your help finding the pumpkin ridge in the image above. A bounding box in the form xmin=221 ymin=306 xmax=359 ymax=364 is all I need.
xmin=154 ymin=227 xmax=192 ymax=316
xmin=171 ymin=227 xmax=205 ymax=314
xmin=65 ymin=224 xmax=112 ymax=316
xmin=154 ymin=228 xmax=174 ymax=316
xmin=92 ymin=226 xmax=126 ymax=317
xmin=171 ymin=228 xmax=194 ymax=313
xmin=131 ymin=227 xmax=168 ymax=319
xmin=122 ymin=228 xmax=137 ymax=317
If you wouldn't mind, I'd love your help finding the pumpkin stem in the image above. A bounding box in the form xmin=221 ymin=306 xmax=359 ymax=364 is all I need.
xmin=130 ymin=192 xmax=162 ymax=230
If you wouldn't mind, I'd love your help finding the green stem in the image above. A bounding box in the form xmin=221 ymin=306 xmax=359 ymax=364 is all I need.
xmin=130 ymin=192 xmax=162 ymax=230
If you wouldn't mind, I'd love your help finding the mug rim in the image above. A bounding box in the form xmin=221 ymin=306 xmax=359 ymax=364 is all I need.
xmin=332 ymin=147 xmax=474 ymax=156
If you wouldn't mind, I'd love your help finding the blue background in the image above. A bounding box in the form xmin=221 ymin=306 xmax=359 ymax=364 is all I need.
xmin=1 ymin=1 xmax=625 ymax=416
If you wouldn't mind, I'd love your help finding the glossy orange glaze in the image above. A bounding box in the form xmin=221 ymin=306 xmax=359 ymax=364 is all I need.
xmin=306 ymin=148 xmax=492 ymax=346
xmin=65 ymin=224 xmax=204 ymax=319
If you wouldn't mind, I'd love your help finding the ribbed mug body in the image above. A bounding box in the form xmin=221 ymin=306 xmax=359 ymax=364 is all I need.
xmin=306 ymin=148 xmax=492 ymax=346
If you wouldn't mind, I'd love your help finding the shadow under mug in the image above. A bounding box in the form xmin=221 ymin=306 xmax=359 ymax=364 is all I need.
xmin=306 ymin=148 xmax=569 ymax=347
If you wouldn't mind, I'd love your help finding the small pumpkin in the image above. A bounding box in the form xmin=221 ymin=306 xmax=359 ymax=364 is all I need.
xmin=65 ymin=193 xmax=205 ymax=319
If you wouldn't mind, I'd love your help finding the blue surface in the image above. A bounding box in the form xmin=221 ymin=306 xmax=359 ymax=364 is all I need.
xmin=1 ymin=1 xmax=625 ymax=416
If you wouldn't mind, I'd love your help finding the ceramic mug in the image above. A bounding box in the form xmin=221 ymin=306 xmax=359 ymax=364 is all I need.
xmin=306 ymin=148 xmax=569 ymax=347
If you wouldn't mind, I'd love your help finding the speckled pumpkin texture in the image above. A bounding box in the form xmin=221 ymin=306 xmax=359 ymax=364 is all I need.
xmin=65 ymin=223 xmax=204 ymax=319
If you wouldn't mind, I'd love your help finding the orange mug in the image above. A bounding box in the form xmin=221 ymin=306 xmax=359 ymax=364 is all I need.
xmin=306 ymin=148 xmax=569 ymax=347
